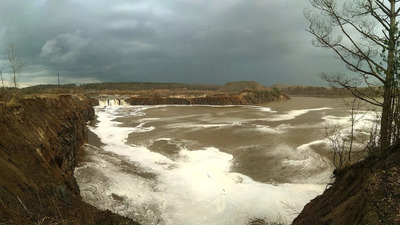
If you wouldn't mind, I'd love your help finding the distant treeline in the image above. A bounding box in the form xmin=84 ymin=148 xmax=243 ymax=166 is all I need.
xmin=20 ymin=84 xmax=82 ymax=94
xmin=272 ymin=84 xmax=382 ymax=97
xmin=20 ymin=81 xmax=268 ymax=95
xmin=82 ymin=82 xmax=222 ymax=91
xmin=20 ymin=82 xmax=224 ymax=94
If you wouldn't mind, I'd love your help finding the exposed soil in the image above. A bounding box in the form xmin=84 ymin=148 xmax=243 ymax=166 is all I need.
xmin=125 ymin=89 xmax=289 ymax=105
xmin=0 ymin=95 xmax=139 ymax=224
xmin=293 ymin=143 xmax=400 ymax=225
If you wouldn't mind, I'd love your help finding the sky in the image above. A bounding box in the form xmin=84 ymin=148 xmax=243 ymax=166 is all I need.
xmin=0 ymin=0 xmax=346 ymax=87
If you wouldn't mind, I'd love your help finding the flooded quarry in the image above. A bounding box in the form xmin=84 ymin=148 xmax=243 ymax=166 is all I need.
xmin=75 ymin=97 xmax=377 ymax=225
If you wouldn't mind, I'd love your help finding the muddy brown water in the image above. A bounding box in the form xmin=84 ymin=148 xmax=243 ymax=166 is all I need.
xmin=75 ymin=97 xmax=375 ymax=225
xmin=111 ymin=97 xmax=346 ymax=183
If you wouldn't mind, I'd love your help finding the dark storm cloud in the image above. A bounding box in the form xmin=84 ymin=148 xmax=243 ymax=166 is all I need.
xmin=0 ymin=0 xmax=345 ymax=87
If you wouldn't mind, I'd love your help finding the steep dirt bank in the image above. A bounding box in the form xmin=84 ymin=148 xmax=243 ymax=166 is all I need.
xmin=0 ymin=95 xmax=139 ymax=224
xmin=292 ymin=144 xmax=400 ymax=225
xmin=125 ymin=90 xmax=289 ymax=105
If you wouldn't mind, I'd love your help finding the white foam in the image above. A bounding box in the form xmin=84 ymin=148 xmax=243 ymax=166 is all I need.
xmin=268 ymin=107 xmax=332 ymax=121
xmin=139 ymin=117 xmax=160 ymax=122
xmin=253 ymin=124 xmax=284 ymax=134
xmin=283 ymin=140 xmax=334 ymax=183
xmin=252 ymin=123 xmax=295 ymax=134
xmin=75 ymin=106 xmax=330 ymax=225
xmin=165 ymin=122 xmax=243 ymax=130
xmin=323 ymin=111 xmax=379 ymax=127
xmin=245 ymin=105 xmax=277 ymax=113
xmin=156 ymin=138 xmax=172 ymax=141
xmin=132 ymin=123 xmax=155 ymax=133
xmin=98 ymin=99 xmax=129 ymax=106
xmin=322 ymin=111 xmax=380 ymax=152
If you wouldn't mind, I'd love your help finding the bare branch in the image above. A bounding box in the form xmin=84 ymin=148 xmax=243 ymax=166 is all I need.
xmin=307 ymin=0 xmax=400 ymax=147
xmin=7 ymin=44 xmax=25 ymax=89
xmin=320 ymin=73 xmax=383 ymax=107
xmin=305 ymin=3 xmax=387 ymax=84
xmin=374 ymin=0 xmax=391 ymax=17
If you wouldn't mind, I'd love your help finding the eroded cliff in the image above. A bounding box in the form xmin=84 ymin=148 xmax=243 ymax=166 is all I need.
xmin=0 ymin=95 xmax=138 ymax=224
xmin=293 ymin=143 xmax=400 ymax=225
xmin=125 ymin=90 xmax=289 ymax=105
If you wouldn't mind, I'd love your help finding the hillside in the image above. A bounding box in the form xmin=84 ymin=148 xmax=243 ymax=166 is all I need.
xmin=293 ymin=144 xmax=400 ymax=225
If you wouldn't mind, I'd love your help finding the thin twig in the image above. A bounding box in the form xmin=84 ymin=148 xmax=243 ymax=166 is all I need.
xmin=16 ymin=195 xmax=31 ymax=216
xmin=52 ymin=198 xmax=66 ymax=224
xmin=35 ymin=185 xmax=43 ymax=209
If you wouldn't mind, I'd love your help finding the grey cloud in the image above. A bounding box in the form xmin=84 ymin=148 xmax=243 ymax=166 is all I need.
xmin=40 ymin=31 xmax=90 ymax=63
xmin=0 ymin=0 xmax=344 ymax=86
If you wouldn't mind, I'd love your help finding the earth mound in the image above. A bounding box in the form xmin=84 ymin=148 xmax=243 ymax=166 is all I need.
xmin=219 ymin=81 xmax=266 ymax=92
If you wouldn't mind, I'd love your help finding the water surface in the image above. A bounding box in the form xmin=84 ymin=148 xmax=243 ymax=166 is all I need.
xmin=75 ymin=97 xmax=376 ymax=225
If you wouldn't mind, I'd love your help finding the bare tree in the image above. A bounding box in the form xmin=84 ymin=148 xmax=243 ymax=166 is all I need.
xmin=324 ymin=97 xmax=377 ymax=168
xmin=7 ymin=44 xmax=24 ymax=89
xmin=0 ymin=68 xmax=6 ymax=108
xmin=0 ymin=69 xmax=4 ymax=92
xmin=305 ymin=0 xmax=400 ymax=149
xmin=0 ymin=65 xmax=12 ymax=108
xmin=0 ymin=44 xmax=25 ymax=108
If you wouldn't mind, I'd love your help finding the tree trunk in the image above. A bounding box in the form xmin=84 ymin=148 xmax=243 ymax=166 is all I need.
xmin=381 ymin=0 xmax=397 ymax=149
xmin=381 ymin=84 xmax=392 ymax=149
